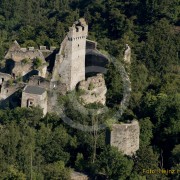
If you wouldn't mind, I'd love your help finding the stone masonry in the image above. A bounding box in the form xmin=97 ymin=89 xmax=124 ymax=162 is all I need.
xmin=124 ymin=44 xmax=131 ymax=64
xmin=78 ymin=73 xmax=107 ymax=105
xmin=21 ymin=85 xmax=47 ymax=116
xmin=71 ymin=171 xmax=88 ymax=180
xmin=110 ymin=120 xmax=140 ymax=156
xmin=4 ymin=40 xmax=47 ymax=78
xmin=52 ymin=18 xmax=88 ymax=91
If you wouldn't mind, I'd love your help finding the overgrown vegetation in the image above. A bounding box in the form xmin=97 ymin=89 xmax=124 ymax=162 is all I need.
xmin=0 ymin=0 xmax=179 ymax=179
xmin=21 ymin=58 xmax=30 ymax=65
xmin=33 ymin=57 xmax=43 ymax=69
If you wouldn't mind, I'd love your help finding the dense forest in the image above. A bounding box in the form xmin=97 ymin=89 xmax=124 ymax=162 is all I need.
xmin=0 ymin=0 xmax=179 ymax=179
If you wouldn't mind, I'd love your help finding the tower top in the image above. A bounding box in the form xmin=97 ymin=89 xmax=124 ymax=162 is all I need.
xmin=68 ymin=18 xmax=88 ymax=38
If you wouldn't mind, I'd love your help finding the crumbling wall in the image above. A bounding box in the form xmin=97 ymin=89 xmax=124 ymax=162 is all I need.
xmin=71 ymin=171 xmax=88 ymax=180
xmin=12 ymin=62 xmax=32 ymax=77
xmin=5 ymin=49 xmax=45 ymax=62
xmin=38 ymin=65 xmax=47 ymax=78
xmin=4 ymin=41 xmax=47 ymax=79
xmin=78 ymin=73 xmax=107 ymax=105
xmin=124 ymin=44 xmax=131 ymax=64
xmin=28 ymin=76 xmax=50 ymax=88
xmin=110 ymin=120 xmax=139 ymax=156
xmin=21 ymin=89 xmax=47 ymax=115
xmin=0 ymin=82 xmax=23 ymax=108
xmin=0 ymin=73 xmax=12 ymax=83
xmin=86 ymin=39 xmax=97 ymax=50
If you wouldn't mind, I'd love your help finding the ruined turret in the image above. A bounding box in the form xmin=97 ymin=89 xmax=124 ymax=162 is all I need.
xmin=124 ymin=44 xmax=131 ymax=64
xmin=110 ymin=120 xmax=139 ymax=156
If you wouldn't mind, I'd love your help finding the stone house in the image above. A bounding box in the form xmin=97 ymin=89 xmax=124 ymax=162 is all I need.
xmin=21 ymin=85 xmax=47 ymax=116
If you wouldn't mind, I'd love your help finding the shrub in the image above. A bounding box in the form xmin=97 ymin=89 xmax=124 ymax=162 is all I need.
xmin=88 ymin=82 xmax=94 ymax=90
xmin=33 ymin=57 xmax=43 ymax=69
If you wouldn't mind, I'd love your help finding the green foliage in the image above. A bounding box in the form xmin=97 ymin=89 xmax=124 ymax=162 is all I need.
xmin=88 ymin=82 xmax=94 ymax=90
xmin=134 ymin=146 xmax=161 ymax=180
xmin=96 ymin=146 xmax=133 ymax=179
xmin=21 ymin=58 xmax=30 ymax=65
xmin=0 ymin=108 xmax=75 ymax=179
xmin=33 ymin=57 xmax=43 ymax=69
xmin=76 ymin=88 xmax=86 ymax=96
xmin=171 ymin=145 xmax=180 ymax=166
xmin=75 ymin=153 xmax=85 ymax=171
xmin=139 ymin=117 xmax=153 ymax=147
xmin=0 ymin=165 xmax=26 ymax=180
xmin=0 ymin=0 xmax=179 ymax=178
xmin=6 ymin=78 xmax=14 ymax=86
xmin=43 ymin=161 xmax=71 ymax=180
xmin=105 ymin=62 xmax=123 ymax=107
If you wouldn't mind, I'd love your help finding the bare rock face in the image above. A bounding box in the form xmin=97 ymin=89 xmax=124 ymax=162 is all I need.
xmin=78 ymin=73 xmax=107 ymax=105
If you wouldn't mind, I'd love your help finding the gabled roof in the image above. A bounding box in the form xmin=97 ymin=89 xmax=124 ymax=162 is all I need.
xmin=23 ymin=85 xmax=46 ymax=95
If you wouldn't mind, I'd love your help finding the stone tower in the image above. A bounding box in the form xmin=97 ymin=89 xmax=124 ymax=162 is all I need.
xmin=52 ymin=18 xmax=88 ymax=91
xmin=110 ymin=120 xmax=139 ymax=156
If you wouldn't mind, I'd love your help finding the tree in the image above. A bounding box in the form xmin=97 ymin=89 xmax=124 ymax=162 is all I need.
xmin=139 ymin=117 xmax=153 ymax=147
xmin=41 ymin=126 xmax=71 ymax=164
xmin=44 ymin=161 xmax=71 ymax=180
xmin=96 ymin=146 xmax=133 ymax=179
xmin=171 ymin=145 xmax=180 ymax=166
xmin=142 ymin=19 xmax=178 ymax=74
xmin=134 ymin=146 xmax=162 ymax=180
xmin=0 ymin=165 xmax=26 ymax=180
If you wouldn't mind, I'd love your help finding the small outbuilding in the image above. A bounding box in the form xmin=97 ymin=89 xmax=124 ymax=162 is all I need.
xmin=21 ymin=85 xmax=47 ymax=116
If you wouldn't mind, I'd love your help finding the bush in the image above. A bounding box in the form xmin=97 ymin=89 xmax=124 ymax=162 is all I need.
xmin=21 ymin=58 xmax=29 ymax=65
xmin=88 ymin=82 xmax=94 ymax=90
xmin=33 ymin=57 xmax=43 ymax=69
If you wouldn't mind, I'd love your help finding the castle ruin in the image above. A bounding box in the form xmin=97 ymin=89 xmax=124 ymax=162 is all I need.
xmin=110 ymin=120 xmax=139 ymax=156
xmin=52 ymin=18 xmax=88 ymax=91
xmin=0 ymin=18 xmax=139 ymax=155
xmin=0 ymin=18 xmax=89 ymax=111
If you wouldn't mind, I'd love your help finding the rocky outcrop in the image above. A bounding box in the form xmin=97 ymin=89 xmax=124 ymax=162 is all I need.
xmin=78 ymin=73 xmax=107 ymax=105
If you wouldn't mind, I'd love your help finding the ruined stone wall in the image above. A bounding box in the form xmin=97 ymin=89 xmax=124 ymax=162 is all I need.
xmin=4 ymin=41 xmax=47 ymax=78
xmin=0 ymin=84 xmax=16 ymax=100
xmin=86 ymin=39 xmax=97 ymax=50
xmin=38 ymin=65 xmax=47 ymax=78
xmin=0 ymin=82 xmax=23 ymax=109
xmin=28 ymin=76 xmax=50 ymax=89
xmin=78 ymin=73 xmax=107 ymax=105
xmin=53 ymin=37 xmax=69 ymax=83
xmin=12 ymin=62 xmax=32 ymax=77
xmin=71 ymin=171 xmax=88 ymax=180
xmin=6 ymin=49 xmax=45 ymax=62
xmin=21 ymin=91 xmax=47 ymax=115
xmin=0 ymin=73 xmax=12 ymax=83
xmin=110 ymin=120 xmax=139 ymax=156
xmin=124 ymin=44 xmax=131 ymax=64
